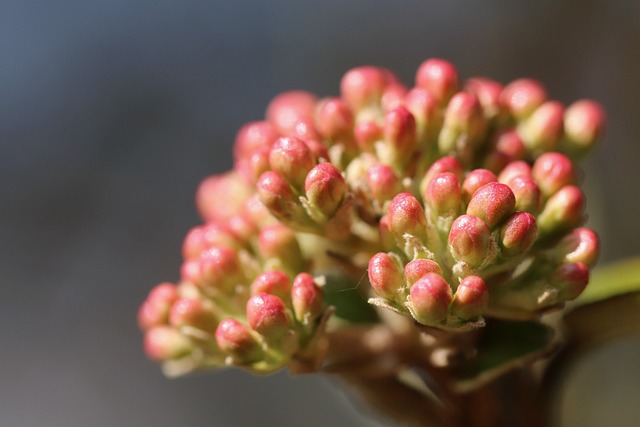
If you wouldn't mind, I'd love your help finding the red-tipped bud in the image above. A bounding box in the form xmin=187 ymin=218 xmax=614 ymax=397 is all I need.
xmin=269 ymin=137 xmax=316 ymax=190
xmin=549 ymin=262 xmax=589 ymax=301
xmin=233 ymin=121 xmax=278 ymax=164
xmin=246 ymin=293 xmax=290 ymax=339
xmin=408 ymin=273 xmax=452 ymax=325
xmin=266 ymin=90 xmax=319 ymax=139
xmin=256 ymin=171 xmax=305 ymax=224
xmin=381 ymin=82 xmax=408 ymax=112
xmin=138 ymin=282 xmax=179 ymax=331
xmin=368 ymin=252 xmax=405 ymax=301
xmin=197 ymin=246 xmax=243 ymax=293
xmin=518 ymin=101 xmax=564 ymax=152
xmin=497 ymin=160 xmax=532 ymax=185
xmin=553 ymin=227 xmax=600 ymax=267
xmin=425 ymin=172 xmax=462 ymax=218
xmin=465 ymin=77 xmax=503 ymax=121
xmin=466 ymin=182 xmax=516 ymax=229
xmin=180 ymin=259 xmax=201 ymax=284
xmin=415 ymin=58 xmax=459 ymax=103
xmin=226 ymin=213 xmax=258 ymax=243
xmin=354 ymin=120 xmax=382 ymax=151
xmin=182 ymin=223 xmax=240 ymax=260
xmin=143 ymin=326 xmax=192 ymax=361
xmin=367 ymin=163 xmax=401 ymax=203
xmin=404 ymin=87 xmax=441 ymax=143
xmin=420 ymin=156 xmax=463 ymax=195
xmin=215 ymin=318 xmax=263 ymax=363
xmin=451 ymin=276 xmax=489 ymax=321
xmin=315 ymin=97 xmax=354 ymax=140
xmin=537 ymin=185 xmax=585 ymax=236
xmin=169 ymin=298 xmax=218 ymax=333
xmin=341 ymin=66 xmax=395 ymax=111
xmin=500 ymin=78 xmax=547 ymax=119
xmin=404 ymin=259 xmax=443 ymax=285
xmin=438 ymin=92 xmax=486 ymax=154
xmin=258 ymin=223 xmax=303 ymax=268
xmin=495 ymin=129 xmax=527 ymax=160
xmin=382 ymin=106 xmax=417 ymax=167
xmin=291 ymin=273 xmax=324 ymax=324
xmin=387 ymin=193 xmax=428 ymax=243
xmin=304 ymin=162 xmax=348 ymax=216
xmin=379 ymin=214 xmax=397 ymax=251
xmin=500 ymin=212 xmax=538 ymax=256
xmin=462 ymin=169 xmax=497 ymax=203
xmin=532 ymin=152 xmax=576 ymax=198
xmin=196 ymin=172 xmax=252 ymax=222
xmin=448 ymin=215 xmax=492 ymax=268
xmin=563 ymin=100 xmax=606 ymax=157
xmin=250 ymin=270 xmax=292 ymax=301
xmin=244 ymin=194 xmax=274 ymax=228
xmin=506 ymin=175 xmax=542 ymax=215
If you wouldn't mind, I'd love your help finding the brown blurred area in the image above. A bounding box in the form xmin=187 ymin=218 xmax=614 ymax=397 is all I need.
xmin=1 ymin=1 xmax=639 ymax=426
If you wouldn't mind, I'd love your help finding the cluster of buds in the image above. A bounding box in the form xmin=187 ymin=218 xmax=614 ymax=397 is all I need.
xmin=139 ymin=58 xmax=605 ymax=373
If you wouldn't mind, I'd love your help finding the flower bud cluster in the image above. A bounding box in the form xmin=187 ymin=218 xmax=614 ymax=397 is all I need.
xmin=140 ymin=58 xmax=604 ymax=374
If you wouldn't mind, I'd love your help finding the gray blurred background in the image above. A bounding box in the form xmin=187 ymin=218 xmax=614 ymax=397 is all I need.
xmin=2 ymin=1 xmax=640 ymax=426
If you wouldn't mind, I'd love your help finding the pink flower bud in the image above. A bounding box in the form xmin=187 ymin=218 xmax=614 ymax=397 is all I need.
xmin=537 ymin=185 xmax=585 ymax=236
xmin=404 ymin=87 xmax=441 ymax=143
xmin=553 ymin=227 xmax=600 ymax=267
xmin=518 ymin=101 xmax=564 ymax=152
xmin=144 ymin=326 xmax=192 ymax=361
xmin=368 ymin=252 xmax=405 ymax=301
xmin=462 ymin=169 xmax=497 ymax=203
xmin=304 ymin=162 xmax=348 ymax=216
xmin=180 ymin=259 xmax=200 ymax=284
xmin=315 ymin=97 xmax=354 ymax=140
xmin=465 ymin=77 xmax=503 ymax=121
xmin=182 ymin=223 xmax=240 ymax=260
xmin=420 ymin=156 xmax=463 ymax=196
xmin=563 ymin=99 xmax=606 ymax=157
xmin=340 ymin=66 xmax=396 ymax=111
xmin=451 ymin=276 xmax=489 ymax=321
xmin=233 ymin=121 xmax=278 ymax=165
xmin=266 ymin=90 xmax=319 ymax=139
xmin=250 ymin=270 xmax=292 ymax=301
xmin=415 ymin=58 xmax=459 ymax=103
xmin=246 ymin=293 xmax=291 ymax=339
xmin=382 ymin=106 xmax=417 ymax=167
xmin=379 ymin=214 xmax=397 ymax=251
xmin=226 ymin=213 xmax=259 ymax=243
xmin=506 ymin=175 xmax=542 ymax=215
xmin=532 ymin=152 xmax=576 ymax=198
xmin=500 ymin=212 xmax=538 ymax=257
xmin=196 ymin=172 xmax=252 ymax=222
xmin=387 ymin=193 xmax=428 ymax=244
xmin=495 ymin=129 xmax=527 ymax=160
xmin=404 ymin=258 xmax=443 ymax=285
xmin=438 ymin=92 xmax=486 ymax=155
xmin=354 ymin=120 xmax=382 ymax=151
xmin=500 ymin=78 xmax=547 ymax=119
xmin=245 ymin=148 xmax=271 ymax=183
xmin=258 ymin=223 xmax=303 ymax=268
xmin=169 ymin=298 xmax=218 ymax=333
xmin=448 ymin=215 xmax=492 ymax=268
xmin=367 ymin=163 xmax=401 ymax=203
xmin=497 ymin=160 xmax=532 ymax=185
xmin=197 ymin=246 xmax=243 ymax=293
xmin=550 ymin=262 xmax=589 ymax=301
xmin=256 ymin=171 xmax=306 ymax=224
xmin=137 ymin=282 xmax=179 ymax=331
xmin=269 ymin=137 xmax=317 ymax=190
xmin=215 ymin=318 xmax=263 ymax=363
xmin=424 ymin=172 xmax=462 ymax=218
xmin=291 ymin=273 xmax=324 ymax=323
xmin=466 ymin=182 xmax=516 ymax=229
xmin=381 ymin=82 xmax=408 ymax=112
xmin=408 ymin=273 xmax=452 ymax=325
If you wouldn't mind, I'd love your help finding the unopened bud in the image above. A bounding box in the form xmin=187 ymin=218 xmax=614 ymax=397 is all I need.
xmin=553 ymin=227 xmax=600 ymax=267
xmin=233 ymin=121 xmax=278 ymax=165
xmin=381 ymin=106 xmax=417 ymax=168
xmin=500 ymin=212 xmax=538 ymax=257
xmin=537 ymin=185 xmax=585 ymax=236
xmin=291 ymin=273 xmax=325 ymax=324
xmin=500 ymin=78 xmax=547 ymax=119
xmin=448 ymin=215 xmax=492 ymax=268
xmin=266 ymin=90 xmax=319 ymax=139
xmin=341 ymin=66 xmax=395 ymax=111
xmin=549 ymin=262 xmax=589 ymax=301
xmin=563 ymin=99 xmax=606 ymax=158
xmin=518 ymin=101 xmax=564 ymax=152
xmin=451 ymin=276 xmax=488 ymax=321
xmin=420 ymin=156 xmax=463 ymax=196
xmin=387 ymin=193 xmax=429 ymax=244
xmin=144 ymin=326 xmax=192 ymax=361
xmin=438 ymin=92 xmax=486 ymax=155
xmin=497 ymin=160 xmax=532 ymax=185
xmin=138 ymin=282 xmax=179 ymax=331
xmin=354 ymin=120 xmax=382 ymax=151
xmin=304 ymin=162 xmax=348 ymax=216
xmin=368 ymin=252 xmax=405 ymax=301
xmin=532 ymin=152 xmax=576 ymax=198
xmin=424 ymin=172 xmax=462 ymax=218
xmin=408 ymin=273 xmax=452 ymax=325
xmin=182 ymin=223 xmax=240 ymax=260
xmin=367 ymin=163 xmax=401 ymax=203
xmin=462 ymin=169 xmax=497 ymax=203
xmin=215 ymin=318 xmax=263 ymax=363
xmin=197 ymin=246 xmax=244 ymax=293
xmin=256 ymin=171 xmax=308 ymax=225
xmin=250 ymin=270 xmax=292 ymax=301
xmin=466 ymin=182 xmax=516 ymax=229
xmin=258 ymin=223 xmax=303 ymax=271
xmin=415 ymin=58 xmax=459 ymax=103
xmin=196 ymin=172 xmax=252 ymax=222
xmin=169 ymin=298 xmax=218 ymax=333
xmin=404 ymin=258 xmax=443 ymax=284
xmin=465 ymin=77 xmax=503 ymax=122
xmin=246 ymin=293 xmax=291 ymax=340
xmin=404 ymin=87 xmax=441 ymax=143
xmin=269 ymin=137 xmax=317 ymax=190
xmin=315 ymin=97 xmax=354 ymax=140
xmin=507 ymin=175 xmax=542 ymax=214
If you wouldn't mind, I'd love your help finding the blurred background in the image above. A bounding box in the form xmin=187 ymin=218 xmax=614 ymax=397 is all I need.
xmin=2 ymin=1 xmax=640 ymax=426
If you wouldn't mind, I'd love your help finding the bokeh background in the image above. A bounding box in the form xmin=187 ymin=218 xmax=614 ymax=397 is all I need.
xmin=2 ymin=1 xmax=640 ymax=426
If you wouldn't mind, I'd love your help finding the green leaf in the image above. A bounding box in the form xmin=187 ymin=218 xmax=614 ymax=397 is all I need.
xmin=576 ymin=256 xmax=640 ymax=305
xmin=453 ymin=319 xmax=556 ymax=392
